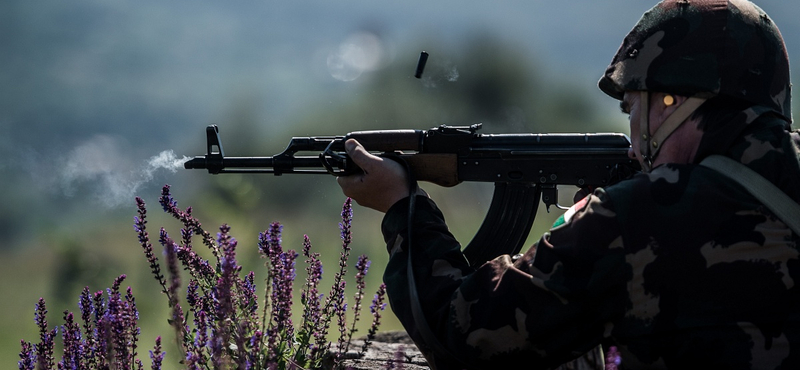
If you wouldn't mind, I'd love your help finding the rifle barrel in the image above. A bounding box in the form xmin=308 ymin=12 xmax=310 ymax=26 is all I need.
xmin=184 ymin=156 xmax=331 ymax=174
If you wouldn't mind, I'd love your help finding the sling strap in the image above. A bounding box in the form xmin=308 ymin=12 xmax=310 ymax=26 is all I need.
xmin=700 ymin=155 xmax=800 ymax=236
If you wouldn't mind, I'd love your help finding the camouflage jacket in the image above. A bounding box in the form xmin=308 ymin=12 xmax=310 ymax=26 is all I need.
xmin=381 ymin=113 xmax=800 ymax=369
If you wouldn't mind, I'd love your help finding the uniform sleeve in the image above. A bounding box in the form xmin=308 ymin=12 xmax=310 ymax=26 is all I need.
xmin=381 ymin=191 xmax=629 ymax=369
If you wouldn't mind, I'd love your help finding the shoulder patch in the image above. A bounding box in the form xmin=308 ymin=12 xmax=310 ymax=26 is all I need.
xmin=557 ymin=195 xmax=591 ymax=227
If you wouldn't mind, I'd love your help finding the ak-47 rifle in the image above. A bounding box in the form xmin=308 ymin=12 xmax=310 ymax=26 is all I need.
xmin=184 ymin=123 xmax=639 ymax=268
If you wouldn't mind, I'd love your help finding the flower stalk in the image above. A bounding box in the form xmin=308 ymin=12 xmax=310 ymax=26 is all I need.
xmin=21 ymin=185 xmax=387 ymax=370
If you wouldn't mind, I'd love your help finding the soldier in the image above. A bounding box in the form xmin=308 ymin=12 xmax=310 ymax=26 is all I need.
xmin=337 ymin=0 xmax=800 ymax=368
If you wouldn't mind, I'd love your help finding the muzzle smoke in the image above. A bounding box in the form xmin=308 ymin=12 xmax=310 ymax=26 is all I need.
xmin=53 ymin=135 xmax=190 ymax=208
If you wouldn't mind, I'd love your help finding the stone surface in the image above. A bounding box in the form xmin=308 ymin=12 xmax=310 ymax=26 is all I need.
xmin=330 ymin=331 xmax=605 ymax=370
xmin=328 ymin=331 xmax=429 ymax=370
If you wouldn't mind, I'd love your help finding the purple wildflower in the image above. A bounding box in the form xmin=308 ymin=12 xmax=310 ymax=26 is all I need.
xmin=126 ymin=287 xmax=141 ymax=366
xmin=241 ymin=271 xmax=259 ymax=318
xmin=78 ymin=287 xmax=97 ymax=367
xmin=298 ymin=235 xmax=324 ymax=358
xmin=387 ymin=345 xmax=406 ymax=370
xmin=34 ymin=298 xmax=55 ymax=370
xmin=605 ymin=346 xmax=621 ymax=370
xmin=159 ymin=184 xmax=178 ymax=213
xmin=212 ymin=224 xmax=242 ymax=367
xmin=216 ymin=224 xmax=237 ymax=321
xmin=158 ymin=185 xmax=220 ymax=261
xmin=256 ymin=224 xmax=278 ymax=355
xmin=24 ymin=188 xmax=398 ymax=369
xmin=301 ymin=235 xmax=313 ymax=260
xmin=185 ymin=352 xmax=203 ymax=370
xmin=78 ymin=286 xmax=94 ymax=332
xmin=106 ymin=275 xmax=133 ymax=369
xmin=301 ymin=236 xmax=324 ymax=313
xmin=335 ymin=280 xmax=348 ymax=357
xmin=209 ymin=316 xmax=225 ymax=368
xmin=274 ymin=250 xmax=298 ymax=333
xmin=177 ymin=245 xmax=216 ymax=286
xmin=175 ymin=224 xmax=218 ymax=287
xmin=180 ymin=224 xmax=193 ymax=250
xmin=149 ymin=336 xmax=164 ymax=370
xmin=361 ymin=283 xmax=387 ymax=356
xmin=186 ymin=279 xmax=201 ymax=311
xmin=22 ymin=279 xmax=154 ymax=369
xmin=312 ymin=199 xmax=355 ymax=363
xmin=188 ymin=309 xmax=209 ymax=368
xmin=92 ymin=290 xmax=109 ymax=367
xmin=18 ymin=340 xmax=35 ymax=370
xmin=340 ymin=198 xmax=353 ymax=247
xmin=247 ymin=330 xmax=264 ymax=369
xmin=135 ymin=197 xmax=168 ymax=296
xmin=333 ymin=198 xmax=354 ymax=298
xmin=160 ymin=229 xmax=189 ymax=358
xmin=267 ymin=244 xmax=299 ymax=368
xmin=343 ymin=255 xmax=371 ymax=353
xmin=232 ymin=314 xmax=252 ymax=368
xmin=265 ymin=326 xmax=278 ymax=366
xmin=259 ymin=222 xmax=283 ymax=257
xmin=259 ymin=222 xmax=298 ymax=365
xmin=158 ymin=229 xmax=181 ymax=303
xmin=60 ymin=311 xmax=83 ymax=370
xmin=155 ymin=189 xmax=217 ymax=284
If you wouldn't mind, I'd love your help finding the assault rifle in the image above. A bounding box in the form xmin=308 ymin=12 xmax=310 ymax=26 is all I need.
xmin=185 ymin=123 xmax=639 ymax=267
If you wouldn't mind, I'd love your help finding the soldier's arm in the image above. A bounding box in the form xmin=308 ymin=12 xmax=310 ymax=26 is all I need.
xmin=381 ymin=190 xmax=628 ymax=369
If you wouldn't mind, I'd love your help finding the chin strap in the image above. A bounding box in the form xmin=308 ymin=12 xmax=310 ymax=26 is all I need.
xmin=638 ymin=91 xmax=707 ymax=172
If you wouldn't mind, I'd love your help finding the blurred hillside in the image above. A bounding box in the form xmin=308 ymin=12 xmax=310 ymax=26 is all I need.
xmin=1 ymin=0 xmax=798 ymax=368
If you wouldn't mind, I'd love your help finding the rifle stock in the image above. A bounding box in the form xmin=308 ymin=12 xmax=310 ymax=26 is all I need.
xmin=185 ymin=124 xmax=639 ymax=266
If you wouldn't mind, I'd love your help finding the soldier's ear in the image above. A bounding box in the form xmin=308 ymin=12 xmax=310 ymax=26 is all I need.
xmin=654 ymin=93 xmax=688 ymax=121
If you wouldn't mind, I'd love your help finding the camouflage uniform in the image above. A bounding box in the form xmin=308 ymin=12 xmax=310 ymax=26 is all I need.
xmin=381 ymin=1 xmax=800 ymax=369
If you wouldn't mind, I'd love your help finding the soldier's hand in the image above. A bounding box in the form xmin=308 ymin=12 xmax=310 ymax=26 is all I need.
xmin=336 ymin=139 xmax=410 ymax=213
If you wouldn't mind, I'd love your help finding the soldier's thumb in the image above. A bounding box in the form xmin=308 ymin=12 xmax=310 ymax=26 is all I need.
xmin=344 ymin=139 xmax=376 ymax=172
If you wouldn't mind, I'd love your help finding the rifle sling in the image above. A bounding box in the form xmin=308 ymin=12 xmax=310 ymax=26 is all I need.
xmin=381 ymin=153 xmax=473 ymax=370
xmin=700 ymin=155 xmax=800 ymax=236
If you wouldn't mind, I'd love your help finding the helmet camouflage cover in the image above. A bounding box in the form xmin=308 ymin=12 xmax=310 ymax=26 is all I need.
xmin=599 ymin=0 xmax=792 ymax=122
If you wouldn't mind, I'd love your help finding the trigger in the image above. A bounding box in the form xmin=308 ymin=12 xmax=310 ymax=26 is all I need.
xmin=540 ymin=184 xmax=569 ymax=212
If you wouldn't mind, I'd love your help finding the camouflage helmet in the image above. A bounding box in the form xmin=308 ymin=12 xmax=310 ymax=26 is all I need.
xmin=598 ymin=0 xmax=792 ymax=122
